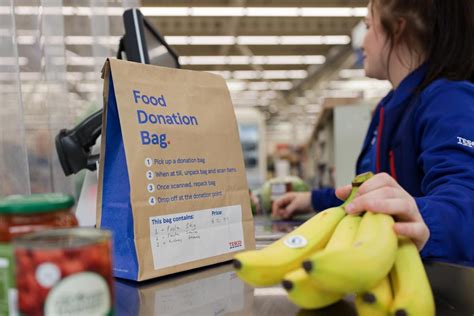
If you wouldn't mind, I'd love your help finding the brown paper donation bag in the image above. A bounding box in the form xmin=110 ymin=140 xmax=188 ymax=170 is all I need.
xmin=97 ymin=59 xmax=255 ymax=281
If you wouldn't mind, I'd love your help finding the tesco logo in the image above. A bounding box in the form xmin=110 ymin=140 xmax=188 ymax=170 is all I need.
xmin=229 ymin=240 xmax=242 ymax=249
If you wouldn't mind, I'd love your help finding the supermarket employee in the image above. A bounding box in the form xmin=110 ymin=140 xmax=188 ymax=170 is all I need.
xmin=273 ymin=0 xmax=474 ymax=266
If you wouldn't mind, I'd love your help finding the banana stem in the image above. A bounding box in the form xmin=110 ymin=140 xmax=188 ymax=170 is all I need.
xmin=341 ymin=172 xmax=374 ymax=207
xmin=341 ymin=186 xmax=359 ymax=207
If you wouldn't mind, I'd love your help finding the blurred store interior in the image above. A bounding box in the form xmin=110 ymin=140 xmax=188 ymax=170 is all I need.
xmin=0 ymin=0 xmax=392 ymax=200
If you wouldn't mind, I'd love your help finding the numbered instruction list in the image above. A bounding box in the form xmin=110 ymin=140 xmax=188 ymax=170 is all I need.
xmin=143 ymin=157 xmax=238 ymax=205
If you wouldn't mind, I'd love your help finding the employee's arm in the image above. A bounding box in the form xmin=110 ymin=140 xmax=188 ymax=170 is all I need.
xmin=345 ymin=84 xmax=474 ymax=264
xmin=272 ymin=188 xmax=344 ymax=219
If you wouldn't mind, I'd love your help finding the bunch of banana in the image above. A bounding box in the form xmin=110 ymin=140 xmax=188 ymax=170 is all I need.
xmin=303 ymin=211 xmax=398 ymax=293
xmin=355 ymin=276 xmax=392 ymax=316
xmin=282 ymin=215 xmax=361 ymax=309
xmin=232 ymin=206 xmax=344 ymax=286
xmin=233 ymin=172 xmax=435 ymax=316
xmin=390 ymin=237 xmax=435 ymax=316
xmin=232 ymin=172 xmax=372 ymax=287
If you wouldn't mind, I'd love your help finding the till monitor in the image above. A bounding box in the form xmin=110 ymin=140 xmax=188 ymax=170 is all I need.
xmin=118 ymin=8 xmax=180 ymax=68
xmin=56 ymin=8 xmax=180 ymax=176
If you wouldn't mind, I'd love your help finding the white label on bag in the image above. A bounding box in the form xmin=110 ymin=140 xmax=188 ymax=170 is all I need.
xmin=149 ymin=205 xmax=245 ymax=270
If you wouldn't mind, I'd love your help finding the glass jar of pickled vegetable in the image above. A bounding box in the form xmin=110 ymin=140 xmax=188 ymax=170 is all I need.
xmin=0 ymin=193 xmax=78 ymax=242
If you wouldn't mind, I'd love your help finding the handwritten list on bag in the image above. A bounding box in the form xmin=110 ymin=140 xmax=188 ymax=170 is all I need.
xmin=149 ymin=205 xmax=245 ymax=270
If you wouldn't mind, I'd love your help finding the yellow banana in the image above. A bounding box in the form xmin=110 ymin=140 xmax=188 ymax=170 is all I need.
xmin=234 ymin=172 xmax=374 ymax=287
xmin=355 ymin=276 xmax=392 ymax=316
xmin=282 ymin=268 xmax=341 ymax=309
xmin=303 ymin=211 xmax=397 ymax=294
xmin=282 ymin=215 xmax=362 ymax=309
xmin=233 ymin=206 xmax=345 ymax=286
xmin=324 ymin=215 xmax=362 ymax=251
xmin=390 ymin=237 xmax=435 ymax=316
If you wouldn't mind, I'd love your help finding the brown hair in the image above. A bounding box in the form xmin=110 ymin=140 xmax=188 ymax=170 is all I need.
xmin=370 ymin=0 xmax=474 ymax=89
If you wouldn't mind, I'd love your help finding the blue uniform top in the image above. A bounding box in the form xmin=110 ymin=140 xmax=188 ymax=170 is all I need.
xmin=311 ymin=64 xmax=474 ymax=266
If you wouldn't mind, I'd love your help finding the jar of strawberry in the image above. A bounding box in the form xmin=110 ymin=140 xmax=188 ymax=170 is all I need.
xmin=0 ymin=194 xmax=79 ymax=315
xmin=13 ymin=228 xmax=114 ymax=316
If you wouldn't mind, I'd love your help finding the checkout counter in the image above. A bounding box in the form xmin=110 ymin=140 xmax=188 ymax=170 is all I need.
xmin=114 ymin=216 xmax=474 ymax=316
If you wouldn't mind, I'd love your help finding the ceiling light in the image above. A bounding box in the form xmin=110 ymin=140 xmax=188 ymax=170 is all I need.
xmin=328 ymin=79 xmax=391 ymax=90
xmin=352 ymin=7 xmax=369 ymax=17
xmin=322 ymin=89 xmax=361 ymax=98
xmin=189 ymin=36 xmax=235 ymax=45
xmin=363 ymin=89 xmax=390 ymax=99
xmin=190 ymin=7 xmax=245 ymax=16
xmin=229 ymin=70 xmax=308 ymax=80
xmin=231 ymin=90 xmax=261 ymax=98
xmin=0 ymin=72 xmax=40 ymax=81
xmin=232 ymin=98 xmax=270 ymax=107
xmin=66 ymin=56 xmax=96 ymax=66
xmin=206 ymin=71 xmax=232 ymax=79
xmin=19 ymin=72 xmax=42 ymax=80
xmin=165 ymin=36 xmax=236 ymax=45
xmin=280 ymin=35 xmax=351 ymax=45
xmin=271 ymin=81 xmax=293 ymax=90
xmin=263 ymin=70 xmax=307 ymax=79
xmin=179 ymin=55 xmax=325 ymax=65
xmin=137 ymin=6 xmax=367 ymax=17
xmin=14 ymin=6 xmax=39 ymax=15
xmin=65 ymin=72 xmax=99 ymax=81
xmin=76 ymin=83 xmax=101 ymax=92
xmin=63 ymin=36 xmax=120 ymax=45
xmin=20 ymin=35 xmax=350 ymax=47
xmin=0 ymin=7 xmax=12 ymax=14
xmin=228 ymin=56 xmax=251 ymax=64
xmin=226 ymin=81 xmax=247 ymax=91
xmin=140 ymin=7 xmax=189 ymax=16
xmin=262 ymin=91 xmax=279 ymax=98
xmin=323 ymin=36 xmax=352 ymax=45
xmin=304 ymin=55 xmax=326 ymax=64
xmin=3 ymin=6 xmax=367 ymax=17
xmin=65 ymin=36 xmax=93 ymax=45
xmin=232 ymin=71 xmax=261 ymax=80
xmin=180 ymin=55 xmax=251 ymax=65
xmin=0 ymin=57 xmax=28 ymax=66
xmin=264 ymin=56 xmax=300 ymax=64
xmin=16 ymin=35 xmax=36 ymax=45
xmin=165 ymin=35 xmax=351 ymax=45
xmin=305 ymin=104 xmax=322 ymax=113
xmin=246 ymin=7 xmax=299 ymax=17
xmin=237 ymin=36 xmax=280 ymax=45
xmin=247 ymin=82 xmax=270 ymax=90
xmin=163 ymin=36 xmax=188 ymax=45
xmin=339 ymin=69 xmax=366 ymax=78
xmin=300 ymin=7 xmax=352 ymax=17
xmin=180 ymin=56 xmax=226 ymax=65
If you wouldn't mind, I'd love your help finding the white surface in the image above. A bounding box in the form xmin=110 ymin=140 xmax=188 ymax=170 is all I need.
xmin=75 ymin=170 xmax=98 ymax=227
xmin=149 ymin=205 xmax=245 ymax=270
xmin=334 ymin=104 xmax=371 ymax=187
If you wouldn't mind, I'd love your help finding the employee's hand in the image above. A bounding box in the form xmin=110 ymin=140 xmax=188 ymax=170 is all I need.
xmin=272 ymin=192 xmax=313 ymax=220
xmin=338 ymin=173 xmax=430 ymax=251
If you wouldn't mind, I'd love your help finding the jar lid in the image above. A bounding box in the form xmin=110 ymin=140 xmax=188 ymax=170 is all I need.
xmin=0 ymin=194 xmax=75 ymax=215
